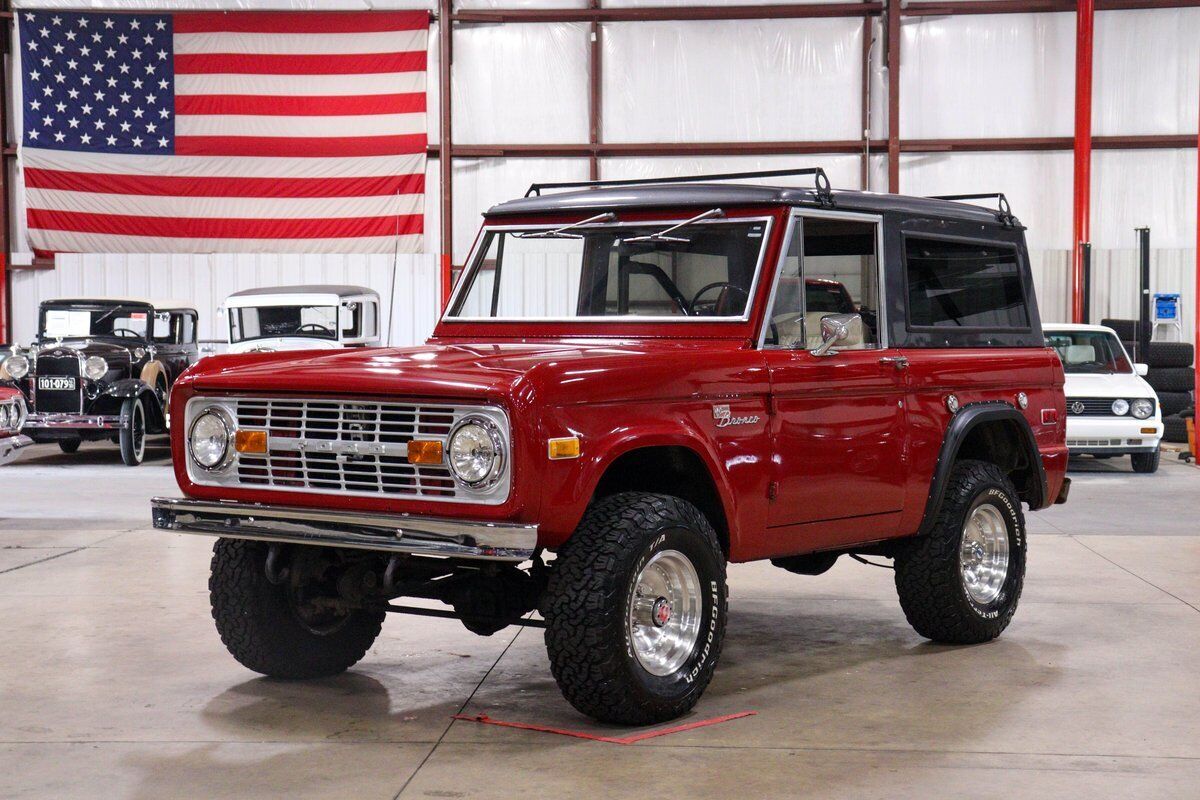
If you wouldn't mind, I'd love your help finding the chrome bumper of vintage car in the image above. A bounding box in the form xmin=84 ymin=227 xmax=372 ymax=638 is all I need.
xmin=0 ymin=435 xmax=34 ymax=466
xmin=24 ymin=413 xmax=122 ymax=430
xmin=150 ymin=497 xmax=538 ymax=562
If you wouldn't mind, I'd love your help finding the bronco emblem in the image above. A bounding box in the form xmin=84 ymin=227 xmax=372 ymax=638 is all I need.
xmin=713 ymin=404 xmax=760 ymax=428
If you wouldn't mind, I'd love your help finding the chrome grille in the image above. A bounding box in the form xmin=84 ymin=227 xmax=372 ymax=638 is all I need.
xmin=1067 ymin=397 xmax=1155 ymax=417
xmin=188 ymin=396 xmax=510 ymax=505
xmin=33 ymin=355 xmax=83 ymax=414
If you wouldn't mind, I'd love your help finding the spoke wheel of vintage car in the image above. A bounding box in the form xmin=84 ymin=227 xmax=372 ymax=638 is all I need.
xmin=209 ymin=539 xmax=385 ymax=680
xmin=542 ymin=492 xmax=727 ymax=726
xmin=119 ymin=397 xmax=146 ymax=467
xmin=1131 ymin=449 xmax=1161 ymax=474
xmin=894 ymin=460 xmax=1027 ymax=644
xmin=58 ymin=438 xmax=81 ymax=454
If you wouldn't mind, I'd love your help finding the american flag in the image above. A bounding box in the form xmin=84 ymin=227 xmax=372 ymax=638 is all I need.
xmin=17 ymin=10 xmax=428 ymax=255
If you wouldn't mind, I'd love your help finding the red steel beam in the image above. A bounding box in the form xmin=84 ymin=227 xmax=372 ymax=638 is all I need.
xmin=905 ymin=0 xmax=1200 ymax=13
xmin=454 ymin=3 xmax=883 ymax=23
xmin=1071 ymin=0 xmax=1094 ymax=324
xmin=885 ymin=0 xmax=900 ymax=192
xmin=438 ymin=1 xmax=453 ymax=307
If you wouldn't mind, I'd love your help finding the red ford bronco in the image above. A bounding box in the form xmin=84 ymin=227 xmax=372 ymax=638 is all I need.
xmin=153 ymin=168 xmax=1070 ymax=725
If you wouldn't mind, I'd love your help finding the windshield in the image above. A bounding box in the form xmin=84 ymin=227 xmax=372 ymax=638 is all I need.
xmin=1046 ymin=330 xmax=1133 ymax=374
xmin=39 ymin=304 xmax=157 ymax=341
xmin=230 ymin=305 xmax=339 ymax=343
xmin=447 ymin=217 xmax=768 ymax=321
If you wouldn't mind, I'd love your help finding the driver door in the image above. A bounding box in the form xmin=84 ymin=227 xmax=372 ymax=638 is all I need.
xmin=762 ymin=212 xmax=909 ymax=550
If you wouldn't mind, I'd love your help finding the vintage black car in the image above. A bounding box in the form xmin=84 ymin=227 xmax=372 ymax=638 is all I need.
xmin=0 ymin=297 xmax=199 ymax=465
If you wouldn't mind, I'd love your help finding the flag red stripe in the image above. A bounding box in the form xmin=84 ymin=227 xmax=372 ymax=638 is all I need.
xmin=174 ymin=11 xmax=430 ymax=35
xmin=28 ymin=209 xmax=424 ymax=239
xmin=25 ymin=168 xmax=425 ymax=198
xmin=174 ymin=51 xmax=426 ymax=76
xmin=175 ymin=93 xmax=427 ymax=117
xmin=175 ymin=134 xmax=427 ymax=157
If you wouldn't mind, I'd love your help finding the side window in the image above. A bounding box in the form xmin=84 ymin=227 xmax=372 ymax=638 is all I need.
xmin=362 ymin=301 xmax=378 ymax=339
xmin=180 ymin=313 xmax=196 ymax=344
xmin=904 ymin=237 xmax=1029 ymax=329
xmin=764 ymin=216 xmax=881 ymax=350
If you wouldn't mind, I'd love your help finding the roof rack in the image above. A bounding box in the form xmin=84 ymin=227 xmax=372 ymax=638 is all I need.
xmin=525 ymin=167 xmax=835 ymax=207
xmin=927 ymin=193 xmax=1016 ymax=227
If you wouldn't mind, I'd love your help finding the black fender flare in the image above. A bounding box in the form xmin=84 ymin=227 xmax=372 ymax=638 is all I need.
xmin=918 ymin=402 xmax=1048 ymax=535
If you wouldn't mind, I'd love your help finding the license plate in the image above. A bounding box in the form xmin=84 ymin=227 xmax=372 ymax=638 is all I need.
xmin=38 ymin=376 xmax=76 ymax=391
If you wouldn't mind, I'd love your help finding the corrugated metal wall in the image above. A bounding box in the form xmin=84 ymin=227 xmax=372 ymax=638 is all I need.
xmin=9 ymin=247 xmax=1195 ymax=347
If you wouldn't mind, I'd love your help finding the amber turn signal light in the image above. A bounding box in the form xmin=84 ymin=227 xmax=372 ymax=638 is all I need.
xmin=1141 ymin=427 xmax=1157 ymax=435
xmin=548 ymin=436 xmax=581 ymax=460
xmin=408 ymin=440 xmax=444 ymax=464
xmin=234 ymin=429 xmax=267 ymax=454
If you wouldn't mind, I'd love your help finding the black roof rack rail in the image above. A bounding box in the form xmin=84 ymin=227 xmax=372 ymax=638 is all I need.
xmin=525 ymin=167 xmax=835 ymax=207
xmin=927 ymin=193 xmax=1016 ymax=227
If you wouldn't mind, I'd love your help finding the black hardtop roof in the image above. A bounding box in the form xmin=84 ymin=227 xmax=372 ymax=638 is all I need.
xmin=487 ymin=183 xmax=1020 ymax=228
xmin=42 ymin=297 xmax=195 ymax=311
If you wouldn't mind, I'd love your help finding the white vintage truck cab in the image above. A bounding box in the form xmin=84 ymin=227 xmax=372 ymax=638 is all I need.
xmin=1044 ymin=323 xmax=1163 ymax=473
xmin=223 ymin=285 xmax=382 ymax=354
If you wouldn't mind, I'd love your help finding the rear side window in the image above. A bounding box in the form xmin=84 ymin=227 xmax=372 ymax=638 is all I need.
xmin=904 ymin=237 xmax=1029 ymax=330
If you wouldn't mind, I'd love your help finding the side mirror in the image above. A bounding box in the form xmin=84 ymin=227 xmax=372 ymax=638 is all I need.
xmin=1135 ymin=363 xmax=1149 ymax=377
xmin=811 ymin=313 xmax=860 ymax=357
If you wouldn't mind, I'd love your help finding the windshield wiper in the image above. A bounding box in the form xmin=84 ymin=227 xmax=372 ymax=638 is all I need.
xmin=622 ymin=208 xmax=725 ymax=244
xmin=516 ymin=212 xmax=616 ymax=239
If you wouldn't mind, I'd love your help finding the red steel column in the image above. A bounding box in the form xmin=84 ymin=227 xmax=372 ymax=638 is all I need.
xmin=1194 ymin=84 xmax=1199 ymax=460
xmin=439 ymin=1 xmax=454 ymax=307
xmin=1071 ymin=0 xmax=1095 ymax=324
xmin=885 ymin=0 xmax=900 ymax=193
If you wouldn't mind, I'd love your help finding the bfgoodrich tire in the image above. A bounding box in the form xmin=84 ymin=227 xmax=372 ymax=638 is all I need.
xmin=1147 ymin=368 xmax=1195 ymax=393
xmin=543 ymin=492 xmax=727 ymax=726
xmin=209 ymin=539 xmax=384 ymax=679
xmin=1157 ymin=391 xmax=1193 ymax=417
xmin=894 ymin=460 xmax=1027 ymax=644
xmin=1163 ymin=414 xmax=1189 ymax=444
xmin=1147 ymin=341 xmax=1194 ymax=369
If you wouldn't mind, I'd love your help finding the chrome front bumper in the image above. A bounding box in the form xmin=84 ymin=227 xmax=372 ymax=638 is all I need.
xmin=25 ymin=413 xmax=121 ymax=430
xmin=150 ymin=497 xmax=538 ymax=562
xmin=0 ymin=435 xmax=34 ymax=466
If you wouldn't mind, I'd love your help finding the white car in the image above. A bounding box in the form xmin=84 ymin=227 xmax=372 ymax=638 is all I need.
xmin=1044 ymin=323 xmax=1163 ymax=473
xmin=223 ymin=285 xmax=381 ymax=354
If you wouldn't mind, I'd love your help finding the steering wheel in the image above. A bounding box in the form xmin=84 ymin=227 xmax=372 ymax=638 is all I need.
xmin=111 ymin=327 xmax=141 ymax=339
xmin=689 ymin=282 xmax=750 ymax=316
xmin=294 ymin=324 xmax=334 ymax=335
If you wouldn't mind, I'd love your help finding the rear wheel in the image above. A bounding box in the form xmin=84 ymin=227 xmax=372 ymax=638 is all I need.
xmin=894 ymin=460 xmax=1026 ymax=644
xmin=543 ymin=492 xmax=727 ymax=725
xmin=1131 ymin=449 xmax=1160 ymax=474
xmin=209 ymin=539 xmax=384 ymax=679
xmin=119 ymin=397 xmax=146 ymax=466
xmin=58 ymin=438 xmax=81 ymax=454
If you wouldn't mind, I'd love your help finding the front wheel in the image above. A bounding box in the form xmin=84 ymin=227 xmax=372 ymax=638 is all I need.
xmin=894 ymin=460 xmax=1027 ymax=644
xmin=119 ymin=397 xmax=146 ymax=466
xmin=58 ymin=438 xmax=81 ymax=454
xmin=1131 ymin=449 xmax=1160 ymax=474
xmin=209 ymin=539 xmax=384 ymax=679
xmin=542 ymin=492 xmax=727 ymax=725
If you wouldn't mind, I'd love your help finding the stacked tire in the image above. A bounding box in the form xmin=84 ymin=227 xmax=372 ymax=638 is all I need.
xmin=1102 ymin=318 xmax=1194 ymax=443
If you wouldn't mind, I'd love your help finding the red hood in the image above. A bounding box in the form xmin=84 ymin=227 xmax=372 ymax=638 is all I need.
xmin=180 ymin=338 xmax=755 ymax=407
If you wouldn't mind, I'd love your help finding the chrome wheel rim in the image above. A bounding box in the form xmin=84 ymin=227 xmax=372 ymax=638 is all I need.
xmin=959 ymin=505 xmax=1010 ymax=605
xmin=627 ymin=549 xmax=702 ymax=676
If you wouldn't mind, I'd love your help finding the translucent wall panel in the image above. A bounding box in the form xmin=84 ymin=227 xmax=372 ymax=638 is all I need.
xmin=453 ymin=23 xmax=589 ymax=144
xmin=1094 ymin=9 xmax=1200 ymax=136
xmin=12 ymin=1 xmax=433 ymax=8
xmin=459 ymin=0 xmax=585 ymax=8
xmin=1091 ymin=149 xmax=1198 ymax=250
xmin=602 ymin=19 xmax=863 ymax=143
xmin=901 ymin=13 xmax=1075 ymax=139
xmin=605 ymin=0 xmax=857 ymax=5
xmin=602 ymin=154 xmax=881 ymax=193
xmin=898 ymin=151 xmax=1073 ymax=251
xmin=450 ymin=157 xmax=591 ymax=259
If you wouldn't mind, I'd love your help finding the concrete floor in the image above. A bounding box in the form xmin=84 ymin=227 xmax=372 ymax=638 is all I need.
xmin=1 ymin=439 xmax=1198 ymax=799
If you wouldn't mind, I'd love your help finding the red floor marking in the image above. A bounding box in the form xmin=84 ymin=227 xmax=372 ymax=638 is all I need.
xmin=451 ymin=710 xmax=757 ymax=745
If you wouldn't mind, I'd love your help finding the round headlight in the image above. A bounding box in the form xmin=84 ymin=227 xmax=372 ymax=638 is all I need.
xmin=447 ymin=417 xmax=504 ymax=488
xmin=0 ymin=404 xmax=11 ymax=429
xmin=189 ymin=407 xmax=232 ymax=470
xmin=1131 ymin=399 xmax=1154 ymax=420
xmin=84 ymin=355 xmax=108 ymax=380
xmin=4 ymin=354 xmax=29 ymax=380
xmin=1111 ymin=399 xmax=1130 ymax=416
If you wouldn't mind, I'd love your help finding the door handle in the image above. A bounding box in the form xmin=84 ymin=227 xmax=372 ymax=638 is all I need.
xmin=879 ymin=355 xmax=909 ymax=370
